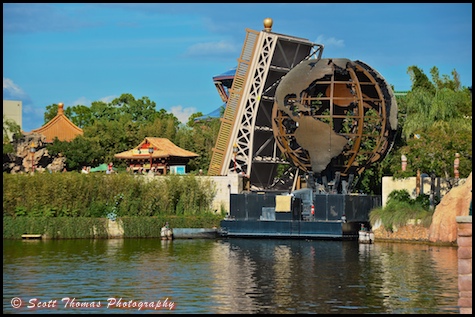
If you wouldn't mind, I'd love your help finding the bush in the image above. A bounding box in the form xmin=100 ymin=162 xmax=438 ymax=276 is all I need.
xmin=387 ymin=189 xmax=413 ymax=205
xmin=370 ymin=189 xmax=437 ymax=230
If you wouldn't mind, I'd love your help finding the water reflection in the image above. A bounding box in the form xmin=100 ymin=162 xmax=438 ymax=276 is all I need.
xmin=3 ymin=238 xmax=459 ymax=314
xmin=360 ymin=243 xmax=460 ymax=314
xmin=210 ymin=239 xmax=458 ymax=314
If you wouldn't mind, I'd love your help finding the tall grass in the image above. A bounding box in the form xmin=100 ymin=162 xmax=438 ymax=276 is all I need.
xmin=369 ymin=189 xmax=436 ymax=231
xmin=3 ymin=173 xmax=218 ymax=218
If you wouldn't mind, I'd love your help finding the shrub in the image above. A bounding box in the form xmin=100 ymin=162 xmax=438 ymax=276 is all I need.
xmin=370 ymin=189 xmax=437 ymax=230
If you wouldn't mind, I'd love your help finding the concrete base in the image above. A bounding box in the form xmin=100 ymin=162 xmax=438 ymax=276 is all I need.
xmin=21 ymin=234 xmax=42 ymax=239
xmin=106 ymin=219 xmax=124 ymax=238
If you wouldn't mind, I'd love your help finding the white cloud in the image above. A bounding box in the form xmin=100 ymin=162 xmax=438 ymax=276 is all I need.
xmin=3 ymin=76 xmax=43 ymax=130
xmin=184 ymin=40 xmax=239 ymax=58
xmin=68 ymin=95 xmax=115 ymax=107
xmin=99 ymin=95 xmax=117 ymax=104
xmin=170 ymin=105 xmax=196 ymax=124
xmin=71 ymin=96 xmax=92 ymax=106
xmin=3 ymin=77 xmax=30 ymax=100
xmin=315 ymin=35 xmax=345 ymax=48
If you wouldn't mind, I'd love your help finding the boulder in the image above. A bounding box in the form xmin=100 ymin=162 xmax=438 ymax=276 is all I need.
xmin=4 ymin=132 xmax=66 ymax=173
xmin=46 ymin=155 xmax=67 ymax=173
xmin=428 ymin=172 xmax=472 ymax=243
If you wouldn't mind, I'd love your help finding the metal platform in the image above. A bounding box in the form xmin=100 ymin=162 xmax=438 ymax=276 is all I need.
xmin=219 ymin=190 xmax=379 ymax=240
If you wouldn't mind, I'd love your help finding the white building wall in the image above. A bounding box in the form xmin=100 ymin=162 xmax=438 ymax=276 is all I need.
xmin=208 ymin=173 xmax=242 ymax=214
xmin=381 ymin=176 xmax=465 ymax=207
xmin=3 ymin=100 xmax=22 ymax=140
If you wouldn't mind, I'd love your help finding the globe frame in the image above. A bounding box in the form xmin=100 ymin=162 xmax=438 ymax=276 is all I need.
xmin=272 ymin=58 xmax=398 ymax=182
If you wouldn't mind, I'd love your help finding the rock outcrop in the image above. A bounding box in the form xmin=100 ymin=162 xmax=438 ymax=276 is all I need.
xmin=4 ymin=132 xmax=66 ymax=173
xmin=373 ymin=172 xmax=472 ymax=244
xmin=428 ymin=172 xmax=472 ymax=244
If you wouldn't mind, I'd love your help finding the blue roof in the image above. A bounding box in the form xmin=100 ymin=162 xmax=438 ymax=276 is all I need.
xmin=194 ymin=104 xmax=225 ymax=122
xmin=195 ymin=67 xmax=237 ymax=123
xmin=212 ymin=67 xmax=236 ymax=82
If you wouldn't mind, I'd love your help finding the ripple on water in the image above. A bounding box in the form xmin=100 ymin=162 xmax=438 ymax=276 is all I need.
xmin=3 ymin=239 xmax=461 ymax=314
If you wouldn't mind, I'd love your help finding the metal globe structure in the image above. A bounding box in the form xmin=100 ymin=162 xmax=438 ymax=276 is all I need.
xmin=272 ymin=58 xmax=398 ymax=192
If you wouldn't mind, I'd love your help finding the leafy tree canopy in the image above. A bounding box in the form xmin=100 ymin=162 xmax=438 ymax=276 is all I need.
xmin=3 ymin=115 xmax=22 ymax=154
xmin=384 ymin=66 xmax=472 ymax=180
xmin=40 ymin=94 xmax=217 ymax=172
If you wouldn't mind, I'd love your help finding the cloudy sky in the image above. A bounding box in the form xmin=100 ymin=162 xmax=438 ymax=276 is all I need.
xmin=3 ymin=3 xmax=472 ymax=132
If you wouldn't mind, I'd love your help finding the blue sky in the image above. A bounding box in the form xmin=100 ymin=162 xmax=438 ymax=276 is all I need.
xmin=3 ymin=3 xmax=472 ymax=132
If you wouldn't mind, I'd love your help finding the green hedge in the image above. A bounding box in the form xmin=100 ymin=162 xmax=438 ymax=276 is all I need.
xmin=3 ymin=172 xmax=219 ymax=217
xmin=3 ymin=217 xmax=108 ymax=239
xmin=3 ymin=172 xmax=223 ymax=239
xmin=3 ymin=215 xmax=223 ymax=239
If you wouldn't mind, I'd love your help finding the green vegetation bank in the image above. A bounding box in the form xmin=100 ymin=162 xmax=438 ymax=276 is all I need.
xmin=3 ymin=173 xmax=223 ymax=239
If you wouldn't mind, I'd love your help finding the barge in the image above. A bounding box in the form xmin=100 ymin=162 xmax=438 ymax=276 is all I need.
xmin=219 ymin=188 xmax=380 ymax=240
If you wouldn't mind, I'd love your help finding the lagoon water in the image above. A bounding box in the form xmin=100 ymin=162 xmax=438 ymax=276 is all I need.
xmin=3 ymin=238 xmax=459 ymax=314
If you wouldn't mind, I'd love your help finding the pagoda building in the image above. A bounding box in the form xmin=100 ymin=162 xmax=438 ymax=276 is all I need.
xmin=114 ymin=137 xmax=199 ymax=175
xmin=30 ymin=103 xmax=83 ymax=142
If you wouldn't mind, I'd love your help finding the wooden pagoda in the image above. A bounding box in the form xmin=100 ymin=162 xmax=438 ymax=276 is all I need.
xmin=114 ymin=137 xmax=199 ymax=175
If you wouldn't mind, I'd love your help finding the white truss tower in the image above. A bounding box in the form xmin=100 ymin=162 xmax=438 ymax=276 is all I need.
xmin=209 ymin=24 xmax=323 ymax=190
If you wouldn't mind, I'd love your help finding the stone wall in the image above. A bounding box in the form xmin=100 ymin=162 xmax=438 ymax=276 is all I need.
xmin=373 ymin=225 xmax=430 ymax=242
xmin=456 ymin=216 xmax=472 ymax=314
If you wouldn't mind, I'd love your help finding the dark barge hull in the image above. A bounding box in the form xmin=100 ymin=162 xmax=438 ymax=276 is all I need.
xmin=220 ymin=190 xmax=381 ymax=240
xmin=220 ymin=219 xmax=363 ymax=240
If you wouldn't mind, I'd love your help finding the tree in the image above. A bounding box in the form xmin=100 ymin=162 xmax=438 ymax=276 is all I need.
xmin=110 ymin=93 xmax=158 ymax=125
xmin=47 ymin=136 xmax=106 ymax=171
xmin=407 ymin=65 xmax=435 ymax=94
xmin=397 ymin=121 xmax=472 ymax=179
xmin=69 ymin=105 xmax=94 ymax=128
xmin=82 ymin=118 xmax=136 ymax=166
xmin=139 ymin=116 xmax=178 ymax=141
xmin=90 ymin=100 xmax=119 ymax=123
xmin=175 ymin=115 xmax=221 ymax=173
xmin=402 ymin=66 xmax=470 ymax=140
xmin=430 ymin=67 xmax=462 ymax=92
xmin=3 ymin=115 xmax=21 ymax=154
xmin=44 ymin=103 xmax=60 ymax=123
xmin=186 ymin=112 xmax=204 ymax=127
xmin=387 ymin=66 xmax=472 ymax=181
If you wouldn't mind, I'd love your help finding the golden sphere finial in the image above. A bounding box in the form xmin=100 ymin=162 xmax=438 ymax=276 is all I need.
xmin=263 ymin=18 xmax=273 ymax=32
